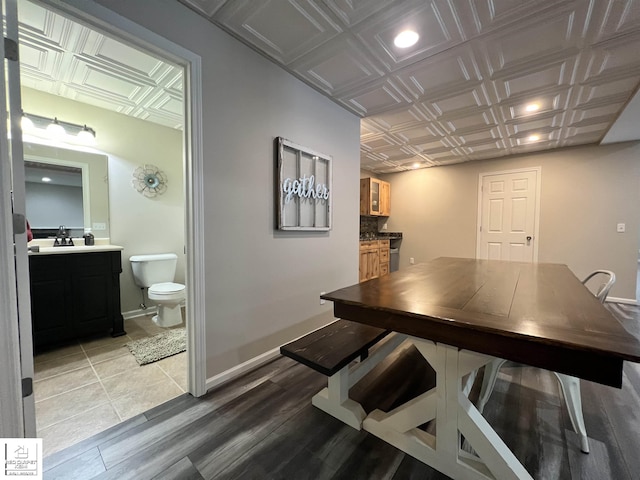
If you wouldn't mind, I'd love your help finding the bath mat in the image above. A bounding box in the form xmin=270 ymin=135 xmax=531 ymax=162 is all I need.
xmin=125 ymin=328 xmax=186 ymax=365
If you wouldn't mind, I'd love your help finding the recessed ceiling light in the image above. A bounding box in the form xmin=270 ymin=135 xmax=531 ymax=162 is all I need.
xmin=41 ymin=177 xmax=51 ymax=182
xmin=394 ymin=30 xmax=419 ymax=48
xmin=528 ymin=134 xmax=540 ymax=142
xmin=412 ymin=162 xmax=421 ymax=169
xmin=525 ymin=103 xmax=540 ymax=113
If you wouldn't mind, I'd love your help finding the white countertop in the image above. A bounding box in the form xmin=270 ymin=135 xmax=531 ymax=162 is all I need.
xmin=28 ymin=238 xmax=123 ymax=255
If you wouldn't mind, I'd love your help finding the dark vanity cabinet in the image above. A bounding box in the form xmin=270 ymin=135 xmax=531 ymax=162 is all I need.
xmin=29 ymin=250 xmax=126 ymax=349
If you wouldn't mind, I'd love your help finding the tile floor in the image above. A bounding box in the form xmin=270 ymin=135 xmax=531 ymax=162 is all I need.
xmin=33 ymin=315 xmax=187 ymax=458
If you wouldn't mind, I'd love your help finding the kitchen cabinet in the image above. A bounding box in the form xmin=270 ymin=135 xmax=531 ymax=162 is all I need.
xmin=359 ymin=239 xmax=390 ymax=282
xmin=29 ymin=250 xmax=126 ymax=349
xmin=360 ymin=178 xmax=391 ymax=216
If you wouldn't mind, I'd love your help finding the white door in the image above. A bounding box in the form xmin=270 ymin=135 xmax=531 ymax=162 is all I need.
xmin=0 ymin=0 xmax=36 ymax=437
xmin=477 ymin=168 xmax=540 ymax=262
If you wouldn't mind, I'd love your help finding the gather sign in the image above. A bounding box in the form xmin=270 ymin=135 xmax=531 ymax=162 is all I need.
xmin=276 ymin=137 xmax=332 ymax=231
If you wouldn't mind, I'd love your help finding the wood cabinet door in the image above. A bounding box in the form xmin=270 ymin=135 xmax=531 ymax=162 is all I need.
xmin=379 ymin=262 xmax=389 ymax=276
xmin=368 ymin=249 xmax=380 ymax=279
xmin=359 ymin=249 xmax=369 ymax=282
xmin=380 ymin=181 xmax=391 ymax=216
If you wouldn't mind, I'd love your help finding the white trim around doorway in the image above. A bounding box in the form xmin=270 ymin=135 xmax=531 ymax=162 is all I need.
xmin=41 ymin=0 xmax=207 ymax=396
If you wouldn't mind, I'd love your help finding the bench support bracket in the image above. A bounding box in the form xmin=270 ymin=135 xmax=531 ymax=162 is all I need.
xmin=312 ymin=333 xmax=405 ymax=430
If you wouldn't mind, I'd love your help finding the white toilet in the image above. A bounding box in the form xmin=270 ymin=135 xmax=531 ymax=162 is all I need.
xmin=129 ymin=253 xmax=185 ymax=327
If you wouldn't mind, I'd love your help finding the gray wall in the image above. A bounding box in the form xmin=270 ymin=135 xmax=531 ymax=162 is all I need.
xmin=92 ymin=0 xmax=361 ymax=377
xmin=382 ymin=142 xmax=640 ymax=300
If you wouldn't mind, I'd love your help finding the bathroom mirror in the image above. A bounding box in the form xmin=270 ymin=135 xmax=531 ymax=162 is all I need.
xmin=24 ymin=142 xmax=110 ymax=238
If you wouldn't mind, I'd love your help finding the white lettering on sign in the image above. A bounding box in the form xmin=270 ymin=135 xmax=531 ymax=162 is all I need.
xmin=282 ymin=175 xmax=330 ymax=203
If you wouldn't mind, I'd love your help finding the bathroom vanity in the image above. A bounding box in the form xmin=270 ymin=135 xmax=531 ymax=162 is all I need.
xmin=28 ymin=242 xmax=126 ymax=349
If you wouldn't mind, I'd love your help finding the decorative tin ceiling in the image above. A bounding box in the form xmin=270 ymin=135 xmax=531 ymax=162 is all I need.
xmin=179 ymin=0 xmax=640 ymax=172
xmin=17 ymin=0 xmax=184 ymax=130
xmin=17 ymin=0 xmax=640 ymax=173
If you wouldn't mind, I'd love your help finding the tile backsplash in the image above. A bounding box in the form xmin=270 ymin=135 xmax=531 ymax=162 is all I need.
xmin=360 ymin=216 xmax=378 ymax=237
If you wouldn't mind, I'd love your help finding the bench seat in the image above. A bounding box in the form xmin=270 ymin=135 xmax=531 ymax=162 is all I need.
xmin=280 ymin=319 xmax=390 ymax=376
xmin=280 ymin=319 xmax=404 ymax=430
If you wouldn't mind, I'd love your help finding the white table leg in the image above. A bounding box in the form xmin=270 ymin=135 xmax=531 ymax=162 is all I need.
xmin=362 ymin=337 xmax=534 ymax=480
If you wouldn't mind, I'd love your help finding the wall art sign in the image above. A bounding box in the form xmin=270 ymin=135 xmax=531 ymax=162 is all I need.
xmin=276 ymin=137 xmax=332 ymax=231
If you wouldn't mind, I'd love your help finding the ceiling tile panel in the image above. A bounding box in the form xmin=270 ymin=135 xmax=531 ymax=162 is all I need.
xmin=505 ymin=114 xmax=564 ymax=136
xmin=582 ymin=33 xmax=640 ymax=82
xmin=576 ymin=76 xmax=639 ymax=106
xmin=459 ymin=0 xmax=563 ymax=36
xmin=179 ymin=0 xmax=228 ymax=16
xmin=492 ymin=60 xmax=577 ymax=102
xmin=338 ymin=79 xmax=412 ymax=116
xmin=589 ymin=0 xmax=640 ymax=43
xmin=481 ymin=3 xmax=587 ymax=75
xmin=354 ymin=0 xmax=464 ymax=71
xmin=323 ymin=0 xmax=393 ymax=27
xmin=436 ymin=109 xmax=498 ymax=135
xmin=394 ymin=46 xmax=482 ymax=99
xmin=360 ymin=133 xmax=400 ymax=151
xmin=364 ymin=105 xmax=430 ymax=132
xmin=423 ymin=87 xmax=491 ymax=118
xmin=289 ymin=34 xmax=384 ymax=95
xmin=68 ymin=58 xmax=150 ymax=100
xmin=214 ymin=0 xmax=342 ymax=64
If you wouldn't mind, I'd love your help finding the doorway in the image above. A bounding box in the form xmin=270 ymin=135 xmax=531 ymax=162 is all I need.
xmin=2 ymin=0 xmax=205 ymax=453
xmin=476 ymin=167 xmax=541 ymax=262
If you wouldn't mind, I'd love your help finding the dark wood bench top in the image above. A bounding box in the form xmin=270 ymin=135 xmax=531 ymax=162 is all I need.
xmin=280 ymin=319 xmax=390 ymax=376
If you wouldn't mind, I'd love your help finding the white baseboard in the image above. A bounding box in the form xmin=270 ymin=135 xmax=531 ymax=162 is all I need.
xmin=123 ymin=307 xmax=157 ymax=320
xmin=205 ymin=347 xmax=281 ymax=392
xmin=606 ymin=297 xmax=638 ymax=306
xmin=204 ymin=317 xmax=338 ymax=393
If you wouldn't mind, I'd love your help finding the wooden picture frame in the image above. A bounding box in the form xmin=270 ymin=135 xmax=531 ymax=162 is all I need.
xmin=276 ymin=137 xmax=332 ymax=231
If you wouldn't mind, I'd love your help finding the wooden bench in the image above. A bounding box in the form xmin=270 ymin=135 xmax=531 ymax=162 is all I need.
xmin=280 ymin=319 xmax=405 ymax=429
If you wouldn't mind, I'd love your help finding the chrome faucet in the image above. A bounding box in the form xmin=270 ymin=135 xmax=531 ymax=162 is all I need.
xmin=54 ymin=225 xmax=74 ymax=247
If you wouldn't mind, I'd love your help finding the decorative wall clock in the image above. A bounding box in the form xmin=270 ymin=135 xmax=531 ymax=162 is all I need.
xmin=132 ymin=164 xmax=168 ymax=197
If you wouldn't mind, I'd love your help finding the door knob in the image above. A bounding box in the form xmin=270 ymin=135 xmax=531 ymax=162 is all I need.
xmin=526 ymin=236 xmax=532 ymax=241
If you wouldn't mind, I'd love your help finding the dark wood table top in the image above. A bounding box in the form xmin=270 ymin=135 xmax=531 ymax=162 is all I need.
xmin=321 ymin=257 xmax=640 ymax=388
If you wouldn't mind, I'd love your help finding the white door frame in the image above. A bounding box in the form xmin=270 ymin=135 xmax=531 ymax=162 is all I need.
xmin=36 ymin=0 xmax=207 ymax=396
xmin=476 ymin=167 xmax=541 ymax=263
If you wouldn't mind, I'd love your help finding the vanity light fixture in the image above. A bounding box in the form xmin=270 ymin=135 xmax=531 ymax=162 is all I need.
xmin=394 ymin=30 xmax=419 ymax=48
xmin=21 ymin=112 xmax=97 ymax=145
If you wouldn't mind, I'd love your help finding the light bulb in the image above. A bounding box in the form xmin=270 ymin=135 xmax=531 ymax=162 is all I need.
xmin=77 ymin=125 xmax=96 ymax=144
xmin=394 ymin=30 xmax=419 ymax=48
xmin=46 ymin=118 xmax=65 ymax=137
xmin=528 ymin=134 xmax=540 ymax=142
xmin=21 ymin=115 xmax=34 ymax=131
xmin=525 ymin=103 xmax=540 ymax=113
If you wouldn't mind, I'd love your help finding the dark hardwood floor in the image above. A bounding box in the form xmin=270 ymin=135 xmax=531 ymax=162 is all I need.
xmin=44 ymin=302 xmax=640 ymax=479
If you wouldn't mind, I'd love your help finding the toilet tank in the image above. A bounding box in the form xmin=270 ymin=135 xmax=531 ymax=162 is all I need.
xmin=129 ymin=253 xmax=178 ymax=288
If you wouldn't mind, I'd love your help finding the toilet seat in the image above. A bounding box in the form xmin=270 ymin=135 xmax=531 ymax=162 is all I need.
xmin=149 ymin=282 xmax=185 ymax=295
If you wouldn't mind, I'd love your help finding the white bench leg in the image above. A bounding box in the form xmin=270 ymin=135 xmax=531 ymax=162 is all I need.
xmin=554 ymin=373 xmax=589 ymax=453
xmin=312 ymin=333 xmax=405 ymax=430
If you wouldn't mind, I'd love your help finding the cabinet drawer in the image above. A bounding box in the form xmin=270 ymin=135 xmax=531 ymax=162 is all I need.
xmin=379 ymin=248 xmax=389 ymax=263
xmin=360 ymin=240 xmax=379 ymax=251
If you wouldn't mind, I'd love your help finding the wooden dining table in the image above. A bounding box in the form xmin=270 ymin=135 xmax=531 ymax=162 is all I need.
xmin=321 ymin=257 xmax=640 ymax=480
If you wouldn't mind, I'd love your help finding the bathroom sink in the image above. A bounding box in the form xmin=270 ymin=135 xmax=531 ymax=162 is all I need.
xmin=29 ymin=244 xmax=123 ymax=255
